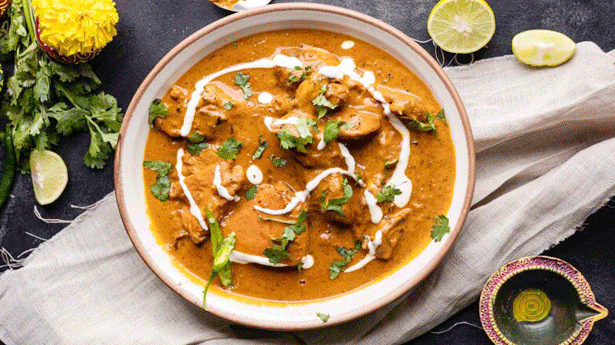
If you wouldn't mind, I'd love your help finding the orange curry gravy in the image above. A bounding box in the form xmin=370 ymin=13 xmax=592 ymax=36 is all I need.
xmin=143 ymin=30 xmax=455 ymax=302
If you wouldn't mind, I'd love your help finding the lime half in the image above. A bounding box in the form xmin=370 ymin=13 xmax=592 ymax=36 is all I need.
xmin=427 ymin=0 xmax=496 ymax=54
xmin=30 ymin=150 xmax=68 ymax=205
xmin=512 ymin=29 xmax=576 ymax=67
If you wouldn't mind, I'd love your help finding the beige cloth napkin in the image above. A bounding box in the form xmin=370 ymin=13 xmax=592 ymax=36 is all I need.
xmin=1 ymin=42 xmax=614 ymax=345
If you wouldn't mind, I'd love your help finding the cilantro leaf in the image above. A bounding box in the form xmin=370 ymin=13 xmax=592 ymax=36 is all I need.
xmin=148 ymin=99 xmax=169 ymax=127
xmin=234 ymin=72 xmax=253 ymax=99
xmin=322 ymin=178 xmax=353 ymax=215
xmin=187 ymin=142 xmax=208 ymax=156
xmin=224 ymin=102 xmax=233 ymax=110
xmin=143 ymin=160 xmax=173 ymax=201
xmin=143 ymin=160 xmax=173 ymax=175
xmin=264 ymin=210 xmax=309 ymax=264
xmin=323 ymin=120 xmax=353 ymax=143
xmin=317 ymin=313 xmax=330 ymax=322
xmin=430 ymin=215 xmax=450 ymax=242
xmin=406 ymin=110 xmax=446 ymax=134
xmin=269 ymin=155 xmax=287 ymax=167
xmin=376 ymin=185 xmax=402 ymax=203
xmin=188 ymin=131 xmax=205 ymax=143
xmin=276 ymin=118 xmax=317 ymax=153
xmin=245 ymin=185 xmax=258 ymax=200
xmin=312 ymin=85 xmax=337 ymax=119
xmin=216 ymin=138 xmax=243 ymax=159
xmin=252 ymin=136 xmax=268 ymax=159
xmin=329 ymin=240 xmax=362 ymax=279
xmin=384 ymin=157 xmax=398 ymax=169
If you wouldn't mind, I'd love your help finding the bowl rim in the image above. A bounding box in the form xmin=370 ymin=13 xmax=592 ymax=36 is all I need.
xmin=114 ymin=2 xmax=476 ymax=330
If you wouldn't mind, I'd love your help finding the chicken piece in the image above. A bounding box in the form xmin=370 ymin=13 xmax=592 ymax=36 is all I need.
xmin=274 ymin=66 xmax=304 ymax=91
xmin=309 ymin=173 xmax=363 ymax=225
xmin=333 ymin=107 xmax=383 ymax=141
xmin=373 ymin=208 xmax=412 ymax=259
xmin=222 ymin=183 xmax=309 ymax=266
xmin=294 ymin=78 xmax=323 ymax=109
xmin=267 ymin=94 xmax=294 ymax=117
xmin=155 ymin=84 xmax=229 ymax=138
xmin=169 ymin=85 xmax=188 ymax=101
xmin=379 ymin=86 xmax=428 ymax=123
xmin=324 ymin=81 xmax=350 ymax=108
xmin=169 ymin=149 xmax=246 ymax=218
xmin=173 ymin=206 xmax=207 ymax=244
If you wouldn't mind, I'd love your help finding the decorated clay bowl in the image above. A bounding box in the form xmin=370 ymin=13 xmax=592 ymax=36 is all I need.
xmin=115 ymin=3 xmax=475 ymax=330
xmin=480 ymin=256 xmax=608 ymax=345
xmin=0 ymin=0 xmax=10 ymax=18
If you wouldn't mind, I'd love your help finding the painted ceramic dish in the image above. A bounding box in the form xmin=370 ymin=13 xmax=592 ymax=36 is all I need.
xmin=479 ymin=256 xmax=608 ymax=345
xmin=115 ymin=3 xmax=475 ymax=329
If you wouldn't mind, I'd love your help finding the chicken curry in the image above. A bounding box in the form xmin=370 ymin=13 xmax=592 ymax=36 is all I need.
xmin=143 ymin=30 xmax=455 ymax=303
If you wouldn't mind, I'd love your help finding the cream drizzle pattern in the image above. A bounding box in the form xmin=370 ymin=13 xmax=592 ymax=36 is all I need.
xmin=344 ymin=230 xmax=383 ymax=273
xmin=180 ymin=54 xmax=303 ymax=136
xmin=229 ymin=251 xmax=314 ymax=270
xmin=319 ymin=58 xmax=413 ymax=209
xmin=175 ymin=149 xmax=208 ymax=231
xmin=213 ymin=164 xmax=240 ymax=202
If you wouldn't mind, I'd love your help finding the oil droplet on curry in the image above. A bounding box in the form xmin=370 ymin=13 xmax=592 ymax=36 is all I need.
xmin=143 ymin=30 xmax=455 ymax=302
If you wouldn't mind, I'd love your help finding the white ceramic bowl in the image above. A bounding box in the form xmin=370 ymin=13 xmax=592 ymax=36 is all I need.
xmin=115 ymin=3 xmax=475 ymax=330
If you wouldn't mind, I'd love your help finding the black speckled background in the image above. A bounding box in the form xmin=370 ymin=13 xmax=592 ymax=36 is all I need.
xmin=0 ymin=1 xmax=614 ymax=344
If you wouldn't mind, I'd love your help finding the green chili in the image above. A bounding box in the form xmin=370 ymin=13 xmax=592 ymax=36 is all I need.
xmin=0 ymin=126 xmax=16 ymax=210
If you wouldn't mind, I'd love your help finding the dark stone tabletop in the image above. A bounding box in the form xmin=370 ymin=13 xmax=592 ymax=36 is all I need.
xmin=0 ymin=0 xmax=614 ymax=344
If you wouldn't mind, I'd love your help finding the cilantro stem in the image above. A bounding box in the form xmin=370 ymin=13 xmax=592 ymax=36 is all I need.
xmin=22 ymin=0 xmax=37 ymax=43
xmin=258 ymin=215 xmax=296 ymax=225
xmin=0 ymin=126 xmax=16 ymax=210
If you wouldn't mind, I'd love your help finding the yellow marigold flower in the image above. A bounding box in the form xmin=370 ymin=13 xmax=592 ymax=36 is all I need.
xmin=32 ymin=0 xmax=119 ymax=57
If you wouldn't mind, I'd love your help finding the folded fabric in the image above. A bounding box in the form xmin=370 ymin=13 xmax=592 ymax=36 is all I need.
xmin=1 ymin=42 xmax=614 ymax=345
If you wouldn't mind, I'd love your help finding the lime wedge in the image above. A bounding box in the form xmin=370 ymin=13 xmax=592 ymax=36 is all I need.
xmin=427 ymin=0 xmax=496 ymax=54
xmin=512 ymin=29 xmax=576 ymax=67
xmin=30 ymin=150 xmax=68 ymax=205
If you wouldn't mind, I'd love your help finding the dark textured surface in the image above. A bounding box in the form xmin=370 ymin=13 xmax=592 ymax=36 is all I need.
xmin=0 ymin=1 xmax=614 ymax=344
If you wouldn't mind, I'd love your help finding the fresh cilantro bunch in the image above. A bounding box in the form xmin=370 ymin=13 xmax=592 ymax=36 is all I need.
xmin=0 ymin=0 xmax=122 ymax=170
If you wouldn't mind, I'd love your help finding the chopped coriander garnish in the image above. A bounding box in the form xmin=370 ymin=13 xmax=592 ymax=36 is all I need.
xmin=234 ymin=72 xmax=253 ymax=99
xmin=224 ymin=102 xmax=233 ymax=110
xmin=203 ymin=209 xmax=235 ymax=309
xmin=406 ymin=109 xmax=446 ymax=134
xmin=316 ymin=313 xmax=330 ymax=322
xmin=285 ymin=66 xmax=311 ymax=86
xmin=321 ymin=178 xmax=353 ymax=215
xmin=312 ymin=85 xmax=337 ymax=119
xmin=143 ymin=160 xmax=173 ymax=201
xmin=245 ymin=185 xmax=258 ymax=200
xmin=264 ymin=211 xmax=309 ymax=264
xmin=277 ymin=118 xmax=317 ymax=153
xmin=232 ymin=42 xmax=238 ymax=49
xmin=269 ymin=155 xmax=288 ymax=167
xmin=329 ymin=240 xmax=362 ymax=279
xmin=384 ymin=157 xmax=398 ymax=168
xmin=376 ymin=185 xmax=402 ymax=203
xmin=188 ymin=131 xmax=205 ymax=143
xmin=216 ymin=138 xmax=243 ymax=159
xmin=187 ymin=142 xmax=208 ymax=156
xmin=252 ymin=136 xmax=268 ymax=160
xmin=436 ymin=109 xmax=447 ymax=125
xmin=149 ymin=99 xmax=169 ymax=127
xmin=431 ymin=215 xmax=450 ymax=242
xmin=323 ymin=120 xmax=354 ymax=143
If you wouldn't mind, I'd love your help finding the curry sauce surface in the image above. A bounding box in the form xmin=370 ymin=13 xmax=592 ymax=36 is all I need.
xmin=143 ymin=30 xmax=455 ymax=302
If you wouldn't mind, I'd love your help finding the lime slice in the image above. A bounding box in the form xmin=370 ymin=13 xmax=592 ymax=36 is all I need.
xmin=512 ymin=29 xmax=576 ymax=67
xmin=30 ymin=150 xmax=68 ymax=205
xmin=427 ymin=0 xmax=496 ymax=54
